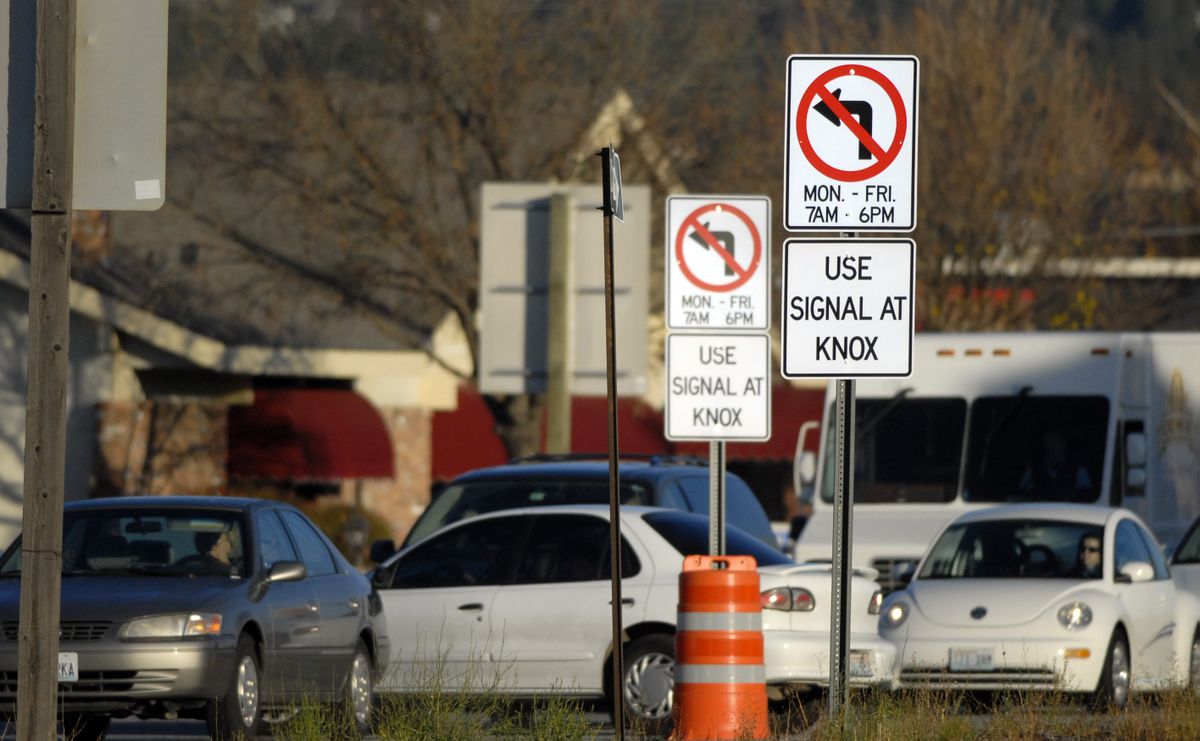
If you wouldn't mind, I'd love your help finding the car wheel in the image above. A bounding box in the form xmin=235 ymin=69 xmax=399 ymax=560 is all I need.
xmin=1092 ymin=629 xmax=1130 ymax=710
xmin=207 ymin=634 xmax=262 ymax=740
xmin=620 ymin=634 xmax=675 ymax=728
xmin=341 ymin=638 xmax=374 ymax=735
xmin=61 ymin=713 xmax=111 ymax=741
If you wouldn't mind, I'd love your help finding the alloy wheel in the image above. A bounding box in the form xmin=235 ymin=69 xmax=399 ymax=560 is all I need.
xmin=236 ymin=653 xmax=260 ymax=728
xmin=1111 ymin=640 xmax=1130 ymax=708
xmin=349 ymin=650 xmax=373 ymax=727
xmin=623 ymin=651 xmax=674 ymax=720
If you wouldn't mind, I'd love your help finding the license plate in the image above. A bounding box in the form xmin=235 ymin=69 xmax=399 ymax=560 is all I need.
xmin=849 ymin=650 xmax=874 ymax=678
xmin=58 ymin=652 xmax=78 ymax=683
xmin=949 ymin=647 xmax=993 ymax=672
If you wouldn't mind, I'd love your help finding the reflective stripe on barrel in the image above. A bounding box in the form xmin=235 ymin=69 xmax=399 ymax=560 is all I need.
xmin=674 ymin=554 xmax=769 ymax=741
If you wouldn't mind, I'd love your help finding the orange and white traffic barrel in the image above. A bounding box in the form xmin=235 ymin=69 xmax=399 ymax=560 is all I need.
xmin=673 ymin=554 xmax=768 ymax=740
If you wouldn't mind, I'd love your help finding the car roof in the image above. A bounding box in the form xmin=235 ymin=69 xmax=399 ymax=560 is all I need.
xmin=64 ymin=495 xmax=288 ymax=514
xmin=950 ymin=502 xmax=1119 ymax=527
xmin=451 ymin=457 xmax=711 ymax=483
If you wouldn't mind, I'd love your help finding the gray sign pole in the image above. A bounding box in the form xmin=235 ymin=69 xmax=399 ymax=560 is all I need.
xmin=708 ymin=441 xmax=726 ymax=555
xmin=828 ymin=231 xmax=859 ymax=721
xmin=599 ymin=146 xmax=625 ymax=739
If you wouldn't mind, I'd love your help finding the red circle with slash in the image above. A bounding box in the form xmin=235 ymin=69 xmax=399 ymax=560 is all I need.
xmin=674 ymin=203 xmax=762 ymax=293
xmin=796 ymin=64 xmax=906 ymax=182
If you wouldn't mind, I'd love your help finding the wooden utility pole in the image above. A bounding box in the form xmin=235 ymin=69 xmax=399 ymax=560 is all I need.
xmin=17 ymin=1 xmax=76 ymax=738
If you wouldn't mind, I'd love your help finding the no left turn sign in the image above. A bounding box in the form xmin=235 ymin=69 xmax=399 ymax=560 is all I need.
xmin=784 ymin=55 xmax=918 ymax=232
xmin=666 ymin=195 xmax=770 ymax=331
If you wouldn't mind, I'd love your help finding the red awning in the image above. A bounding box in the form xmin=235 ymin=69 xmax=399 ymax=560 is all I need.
xmin=228 ymin=388 xmax=394 ymax=481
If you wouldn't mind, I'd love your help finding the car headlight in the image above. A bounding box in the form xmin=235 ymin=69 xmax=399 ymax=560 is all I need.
xmin=760 ymin=587 xmax=815 ymax=612
xmin=1056 ymin=601 xmax=1092 ymax=630
xmin=868 ymin=590 xmax=884 ymax=615
xmin=121 ymin=613 xmax=223 ymax=640
xmin=880 ymin=600 xmax=908 ymax=629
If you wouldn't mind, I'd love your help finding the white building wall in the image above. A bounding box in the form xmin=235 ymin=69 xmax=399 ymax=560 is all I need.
xmin=0 ymin=281 xmax=114 ymax=548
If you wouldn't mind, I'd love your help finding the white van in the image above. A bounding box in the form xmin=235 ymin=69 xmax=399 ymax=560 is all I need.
xmin=794 ymin=332 xmax=1200 ymax=590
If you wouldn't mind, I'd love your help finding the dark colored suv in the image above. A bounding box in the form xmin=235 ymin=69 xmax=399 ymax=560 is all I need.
xmin=401 ymin=455 xmax=778 ymax=550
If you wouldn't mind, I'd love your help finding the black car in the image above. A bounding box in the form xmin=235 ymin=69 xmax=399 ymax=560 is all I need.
xmin=393 ymin=455 xmax=778 ymax=551
xmin=0 ymin=496 xmax=390 ymax=740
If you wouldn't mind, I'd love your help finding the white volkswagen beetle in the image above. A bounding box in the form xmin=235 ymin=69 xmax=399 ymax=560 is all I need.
xmin=880 ymin=503 xmax=1200 ymax=707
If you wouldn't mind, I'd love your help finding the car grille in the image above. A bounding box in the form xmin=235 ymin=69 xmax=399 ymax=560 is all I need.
xmin=0 ymin=669 xmax=179 ymax=697
xmin=870 ymin=557 xmax=918 ymax=594
xmin=2 ymin=621 xmax=112 ymax=642
xmin=900 ymin=667 xmax=1058 ymax=689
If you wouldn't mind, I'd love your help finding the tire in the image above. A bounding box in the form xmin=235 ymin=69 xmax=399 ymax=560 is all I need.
xmin=61 ymin=713 xmax=111 ymax=741
xmin=341 ymin=638 xmax=374 ymax=736
xmin=1092 ymin=629 xmax=1131 ymax=710
xmin=207 ymin=634 xmax=263 ymax=740
xmin=618 ymin=634 xmax=675 ymax=728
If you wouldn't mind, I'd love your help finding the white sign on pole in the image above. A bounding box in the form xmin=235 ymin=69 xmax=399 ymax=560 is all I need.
xmin=784 ymin=55 xmax=918 ymax=232
xmin=780 ymin=238 xmax=915 ymax=378
xmin=665 ymin=333 xmax=771 ymax=441
xmin=666 ymin=195 xmax=771 ymax=331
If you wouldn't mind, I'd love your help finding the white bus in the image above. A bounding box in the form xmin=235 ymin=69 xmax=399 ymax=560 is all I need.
xmin=793 ymin=332 xmax=1200 ymax=591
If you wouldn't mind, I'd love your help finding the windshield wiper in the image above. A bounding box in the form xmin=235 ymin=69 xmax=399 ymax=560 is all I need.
xmin=856 ymin=387 xmax=914 ymax=442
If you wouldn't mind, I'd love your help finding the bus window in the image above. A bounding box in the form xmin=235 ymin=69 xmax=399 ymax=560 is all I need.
xmin=819 ymin=397 xmax=966 ymax=505
xmin=963 ymin=396 xmax=1109 ymax=503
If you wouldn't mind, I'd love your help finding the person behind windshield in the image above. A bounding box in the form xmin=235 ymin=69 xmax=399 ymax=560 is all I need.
xmin=181 ymin=529 xmax=234 ymax=575
xmin=1020 ymin=430 xmax=1092 ymax=500
xmin=1069 ymin=533 xmax=1103 ymax=578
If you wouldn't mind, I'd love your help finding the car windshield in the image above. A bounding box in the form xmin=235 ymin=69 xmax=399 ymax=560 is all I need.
xmin=0 ymin=509 xmax=247 ymax=579
xmin=406 ymin=479 xmax=652 ymax=545
xmin=642 ymin=510 xmax=793 ymax=567
xmin=918 ymin=519 xmax=1103 ymax=580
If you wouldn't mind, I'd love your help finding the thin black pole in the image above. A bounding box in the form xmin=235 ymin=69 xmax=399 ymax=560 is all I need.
xmin=598 ymin=146 xmax=625 ymax=737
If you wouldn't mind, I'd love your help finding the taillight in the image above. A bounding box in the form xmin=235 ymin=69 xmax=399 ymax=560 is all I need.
xmin=761 ymin=587 xmax=816 ymax=612
xmin=761 ymin=588 xmax=791 ymax=611
xmin=868 ymin=590 xmax=883 ymax=615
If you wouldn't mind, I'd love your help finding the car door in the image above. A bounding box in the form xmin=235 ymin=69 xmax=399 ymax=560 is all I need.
xmin=1113 ymin=518 xmax=1176 ymax=685
xmin=278 ymin=509 xmax=359 ymax=695
xmin=487 ymin=513 xmax=651 ymax=693
xmin=376 ymin=516 xmax=529 ymax=692
xmin=254 ymin=508 xmax=321 ymax=700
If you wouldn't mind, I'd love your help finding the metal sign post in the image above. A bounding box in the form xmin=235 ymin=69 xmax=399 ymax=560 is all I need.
xmin=708 ymin=441 xmax=726 ymax=555
xmin=828 ymin=377 xmax=855 ymax=719
xmin=598 ymin=145 xmax=625 ymax=739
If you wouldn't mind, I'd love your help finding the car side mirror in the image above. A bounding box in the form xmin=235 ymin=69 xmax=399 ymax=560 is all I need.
xmin=895 ymin=561 xmax=917 ymax=588
xmin=369 ymin=539 xmax=397 ymax=564
xmin=267 ymin=560 xmax=307 ymax=584
xmin=1116 ymin=560 xmax=1154 ymax=584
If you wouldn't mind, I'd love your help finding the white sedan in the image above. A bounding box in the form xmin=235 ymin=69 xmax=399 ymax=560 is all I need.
xmin=880 ymin=503 xmax=1200 ymax=707
xmin=370 ymin=505 xmax=896 ymax=722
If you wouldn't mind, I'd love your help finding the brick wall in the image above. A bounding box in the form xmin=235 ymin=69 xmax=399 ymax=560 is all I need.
xmin=94 ymin=400 xmax=227 ymax=496
xmin=343 ymin=407 xmax=432 ymax=544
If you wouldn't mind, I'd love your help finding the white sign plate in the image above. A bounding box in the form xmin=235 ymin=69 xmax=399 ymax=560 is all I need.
xmin=780 ymin=238 xmax=915 ymax=378
xmin=666 ymin=196 xmax=771 ymax=331
xmin=784 ymin=55 xmax=918 ymax=232
xmin=666 ymin=333 xmax=771 ymax=441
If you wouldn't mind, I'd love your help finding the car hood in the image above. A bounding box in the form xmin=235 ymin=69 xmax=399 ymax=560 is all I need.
xmin=0 ymin=575 xmax=244 ymax=621
xmin=907 ymin=579 xmax=1086 ymax=628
